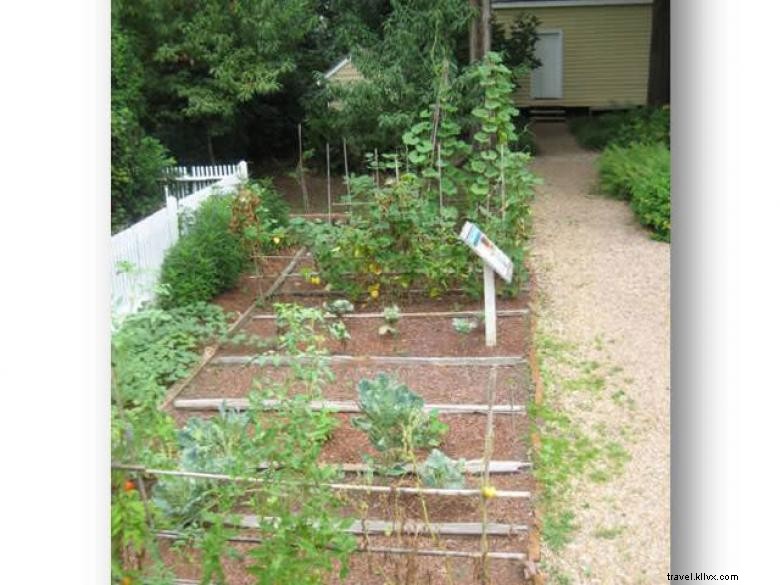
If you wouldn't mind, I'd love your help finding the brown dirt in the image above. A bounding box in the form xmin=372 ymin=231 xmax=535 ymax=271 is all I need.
xmin=224 ymin=313 xmax=528 ymax=357
xmin=156 ymin=537 xmax=530 ymax=585
xmin=181 ymin=363 xmax=529 ymax=404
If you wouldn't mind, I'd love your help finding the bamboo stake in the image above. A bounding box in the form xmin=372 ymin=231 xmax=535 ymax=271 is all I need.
xmin=326 ymin=141 xmax=332 ymax=223
xmin=479 ymin=366 xmax=498 ymax=584
xmin=437 ymin=142 xmax=444 ymax=212
xmin=374 ymin=148 xmax=380 ymax=186
xmin=394 ymin=152 xmax=400 ymax=182
xmin=342 ymin=138 xmax=351 ymax=212
xmin=297 ymin=124 xmax=309 ymax=212
xmin=500 ymin=143 xmax=506 ymax=221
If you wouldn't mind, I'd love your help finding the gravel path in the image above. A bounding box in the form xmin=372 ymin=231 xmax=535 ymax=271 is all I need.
xmin=528 ymin=123 xmax=670 ymax=584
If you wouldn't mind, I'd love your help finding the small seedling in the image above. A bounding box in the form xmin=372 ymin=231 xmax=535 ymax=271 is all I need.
xmin=328 ymin=321 xmax=351 ymax=345
xmin=452 ymin=317 xmax=478 ymax=335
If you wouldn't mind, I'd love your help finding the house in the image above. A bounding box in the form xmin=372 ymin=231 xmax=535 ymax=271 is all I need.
xmin=323 ymin=56 xmax=364 ymax=84
xmin=493 ymin=0 xmax=653 ymax=110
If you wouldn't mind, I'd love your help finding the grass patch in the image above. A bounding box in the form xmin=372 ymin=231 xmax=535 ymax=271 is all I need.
xmin=593 ymin=526 xmax=625 ymax=540
xmin=530 ymin=331 xmax=633 ymax=553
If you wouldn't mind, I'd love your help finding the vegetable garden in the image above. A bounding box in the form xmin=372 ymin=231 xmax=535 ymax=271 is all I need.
xmin=112 ymin=52 xmax=542 ymax=585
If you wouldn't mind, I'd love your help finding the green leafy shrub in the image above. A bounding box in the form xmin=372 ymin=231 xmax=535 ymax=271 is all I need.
xmin=598 ymin=142 xmax=670 ymax=241
xmin=352 ymin=374 xmax=447 ymax=463
xmin=419 ymin=449 xmax=466 ymax=488
xmin=112 ymin=302 xmax=229 ymax=407
xmin=569 ymin=107 xmax=670 ymax=151
xmin=159 ymin=195 xmax=247 ymax=307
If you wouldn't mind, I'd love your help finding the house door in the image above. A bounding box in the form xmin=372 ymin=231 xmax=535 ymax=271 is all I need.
xmin=531 ymin=31 xmax=563 ymax=99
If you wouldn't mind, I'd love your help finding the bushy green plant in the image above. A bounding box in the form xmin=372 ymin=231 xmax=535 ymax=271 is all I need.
xmin=598 ymin=142 xmax=670 ymax=241
xmin=452 ymin=317 xmax=478 ymax=335
xmin=419 ymin=449 xmax=466 ymax=488
xmin=292 ymin=175 xmax=475 ymax=300
xmin=352 ymin=374 xmax=447 ymax=463
xmin=569 ymin=107 xmax=670 ymax=151
xmin=159 ymin=195 xmax=247 ymax=307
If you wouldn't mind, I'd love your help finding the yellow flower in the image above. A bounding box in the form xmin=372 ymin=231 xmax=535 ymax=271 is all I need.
xmin=370 ymin=289 xmax=379 ymax=299
xmin=369 ymin=262 xmax=382 ymax=275
xmin=481 ymin=485 xmax=497 ymax=499
xmin=310 ymin=275 xmax=321 ymax=286
xmin=272 ymin=236 xmax=281 ymax=245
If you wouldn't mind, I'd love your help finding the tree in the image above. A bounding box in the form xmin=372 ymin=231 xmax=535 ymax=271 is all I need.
xmin=153 ymin=0 xmax=319 ymax=162
xmin=111 ymin=5 xmax=174 ymax=232
xmin=647 ymin=0 xmax=670 ymax=106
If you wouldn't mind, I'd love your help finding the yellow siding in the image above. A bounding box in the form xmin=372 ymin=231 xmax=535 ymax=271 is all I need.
xmin=328 ymin=60 xmax=364 ymax=84
xmin=494 ymin=4 xmax=652 ymax=107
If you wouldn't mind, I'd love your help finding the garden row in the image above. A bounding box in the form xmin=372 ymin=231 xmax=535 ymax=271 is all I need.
xmin=111 ymin=52 xmax=539 ymax=585
xmin=570 ymin=107 xmax=671 ymax=241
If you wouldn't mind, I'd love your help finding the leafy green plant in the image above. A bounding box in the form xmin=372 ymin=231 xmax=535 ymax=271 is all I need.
xmin=569 ymin=106 xmax=670 ymax=151
xmin=352 ymin=374 xmax=447 ymax=464
xmin=419 ymin=449 xmax=465 ymax=488
xmin=598 ymin=142 xmax=670 ymax=241
xmin=452 ymin=317 xmax=478 ymax=335
xmin=159 ymin=195 xmax=247 ymax=308
xmin=382 ymin=304 xmax=401 ymax=324
xmin=327 ymin=320 xmax=351 ymax=345
xmin=324 ymin=299 xmax=355 ymax=317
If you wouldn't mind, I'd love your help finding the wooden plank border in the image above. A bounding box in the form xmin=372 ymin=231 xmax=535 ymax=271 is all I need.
xmin=173 ymin=397 xmax=526 ymax=415
xmin=251 ymin=308 xmax=529 ymax=321
xmin=211 ymin=354 xmax=527 ymax=367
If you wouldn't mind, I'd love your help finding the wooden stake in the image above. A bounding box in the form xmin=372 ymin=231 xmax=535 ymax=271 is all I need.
xmin=297 ymin=124 xmax=309 ymax=212
xmin=480 ymin=366 xmax=498 ymax=584
xmin=437 ymin=142 xmax=443 ymax=211
xmin=374 ymin=148 xmax=380 ymax=186
xmin=326 ymin=141 xmax=332 ymax=222
xmin=500 ymin=143 xmax=506 ymax=221
xmin=342 ymin=137 xmax=351 ymax=208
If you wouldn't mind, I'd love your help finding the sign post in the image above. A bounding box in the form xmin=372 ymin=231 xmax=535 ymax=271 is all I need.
xmin=459 ymin=222 xmax=514 ymax=347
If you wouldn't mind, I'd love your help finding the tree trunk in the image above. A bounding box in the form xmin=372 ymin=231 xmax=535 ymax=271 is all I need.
xmin=469 ymin=0 xmax=480 ymax=63
xmin=206 ymin=127 xmax=216 ymax=165
xmin=647 ymin=0 xmax=670 ymax=106
xmin=481 ymin=0 xmax=491 ymax=57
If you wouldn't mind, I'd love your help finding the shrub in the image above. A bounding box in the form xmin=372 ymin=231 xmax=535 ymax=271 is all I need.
xmin=598 ymin=142 xmax=670 ymax=241
xmin=569 ymin=107 xmax=670 ymax=151
xmin=159 ymin=195 xmax=247 ymax=307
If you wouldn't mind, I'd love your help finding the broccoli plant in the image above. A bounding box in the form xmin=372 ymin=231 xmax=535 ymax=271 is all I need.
xmin=378 ymin=304 xmax=401 ymax=337
xmin=352 ymin=374 xmax=447 ymax=465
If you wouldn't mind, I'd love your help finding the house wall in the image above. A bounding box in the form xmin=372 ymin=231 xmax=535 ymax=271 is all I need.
xmin=494 ymin=3 xmax=652 ymax=107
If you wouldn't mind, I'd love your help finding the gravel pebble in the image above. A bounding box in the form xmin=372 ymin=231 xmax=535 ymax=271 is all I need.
xmin=529 ymin=123 xmax=670 ymax=584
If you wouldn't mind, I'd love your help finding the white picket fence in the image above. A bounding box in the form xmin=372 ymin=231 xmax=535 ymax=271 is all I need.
xmin=112 ymin=161 xmax=248 ymax=317
xmin=162 ymin=163 xmax=244 ymax=199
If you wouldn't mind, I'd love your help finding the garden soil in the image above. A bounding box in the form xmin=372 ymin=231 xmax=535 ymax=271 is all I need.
xmin=528 ymin=122 xmax=670 ymax=584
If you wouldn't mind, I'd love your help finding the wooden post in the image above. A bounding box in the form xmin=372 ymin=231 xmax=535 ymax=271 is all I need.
xmin=373 ymin=148 xmax=380 ymax=186
xmin=165 ymin=188 xmax=179 ymax=243
xmin=437 ymin=142 xmax=443 ymax=211
xmin=481 ymin=0 xmax=491 ymax=57
xmin=297 ymin=124 xmax=309 ymax=212
xmin=326 ymin=142 xmax=332 ymax=223
xmin=342 ymin=138 xmax=351 ymax=205
xmin=483 ymin=264 xmax=497 ymax=347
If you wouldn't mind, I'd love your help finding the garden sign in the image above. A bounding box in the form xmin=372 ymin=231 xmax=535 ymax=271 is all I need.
xmin=459 ymin=222 xmax=514 ymax=347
